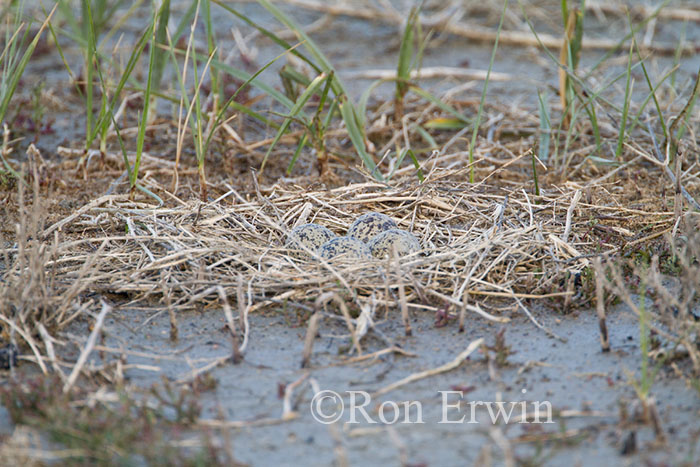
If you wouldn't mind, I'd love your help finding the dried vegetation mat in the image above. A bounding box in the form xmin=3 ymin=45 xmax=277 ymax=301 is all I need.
xmin=2 ymin=153 xmax=692 ymax=350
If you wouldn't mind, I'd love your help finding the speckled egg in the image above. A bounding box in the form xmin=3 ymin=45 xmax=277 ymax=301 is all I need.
xmin=368 ymin=229 xmax=421 ymax=259
xmin=347 ymin=212 xmax=398 ymax=243
xmin=319 ymin=236 xmax=372 ymax=260
xmin=285 ymin=223 xmax=337 ymax=260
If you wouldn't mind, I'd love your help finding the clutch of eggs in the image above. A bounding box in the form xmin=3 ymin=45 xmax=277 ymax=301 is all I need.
xmin=285 ymin=212 xmax=421 ymax=261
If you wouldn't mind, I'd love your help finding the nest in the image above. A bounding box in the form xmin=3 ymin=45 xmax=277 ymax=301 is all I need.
xmin=28 ymin=170 xmax=637 ymax=327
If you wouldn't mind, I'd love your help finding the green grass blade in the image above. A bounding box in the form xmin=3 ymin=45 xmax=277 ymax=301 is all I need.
xmin=211 ymin=0 xmax=321 ymax=75
xmin=388 ymin=148 xmax=424 ymax=182
xmin=287 ymin=132 xmax=308 ymax=175
xmin=131 ymin=8 xmax=160 ymax=189
xmin=358 ymin=78 xmax=391 ymax=128
xmin=339 ymin=94 xmax=382 ymax=181
xmin=615 ymin=42 xmax=634 ymax=160
xmin=255 ymin=0 xmax=341 ymax=92
xmin=314 ymin=70 xmax=334 ymax=120
xmin=226 ymin=101 xmax=278 ymax=129
xmin=518 ymin=0 xmax=665 ymax=110
xmin=202 ymin=41 xmax=307 ymax=157
xmin=279 ymin=66 xmax=312 ymax=88
xmin=586 ymin=0 xmax=670 ymax=80
xmin=407 ymin=149 xmax=425 ymax=182
xmin=560 ymin=0 xmax=568 ymax=26
xmin=397 ymin=7 xmax=419 ymax=102
xmin=97 ymin=0 xmax=145 ymax=48
xmin=107 ymin=107 xmax=132 ymax=181
xmin=630 ymin=55 xmax=673 ymax=141
xmin=0 ymin=23 xmax=24 ymax=66
xmin=256 ymin=0 xmax=371 ymax=144
xmin=415 ymin=126 xmax=438 ymax=150
xmin=244 ymin=0 xmax=376 ymax=165
xmin=93 ymin=15 xmax=154 ymax=146
xmin=202 ymin=0 xmax=220 ymax=110
xmin=259 ymin=72 xmax=328 ymax=174
xmin=172 ymin=0 xmax=198 ymax=42
xmin=666 ymin=67 xmax=699 ymax=160
xmin=323 ymin=98 xmax=338 ymax=124
xmin=469 ymin=0 xmax=509 ymax=183
xmin=408 ymin=85 xmax=469 ymax=124
xmin=424 ymin=118 xmax=468 ymax=130
xmin=135 ymin=183 xmax=164 ymax=206
xmin=82 ymin=0 xmax=96 ymax=148
xmin=537 ymin=91 xmax=551 ymax=164
xmin=186 ymin=52 xmax=295 ymax=111
xmin=55 ymin=1 xmax=79 ymax=36
xmin=531 ymin=151 xmax=540 ymax=197
xmin=151 ymin=0 xmax=170 ymax=95
xmin=0 ymin=6 xmax=55 ymax=125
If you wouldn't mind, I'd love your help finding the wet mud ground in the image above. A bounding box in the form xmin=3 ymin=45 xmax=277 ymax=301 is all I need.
xmin=24 ymin=301 xmax=692 ymax=466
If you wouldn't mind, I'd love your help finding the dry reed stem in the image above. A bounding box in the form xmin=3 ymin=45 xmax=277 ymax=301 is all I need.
xmin=490 ymin=426 xmax=515 ymax=467
xmin=36 ymin=323 xmax=66 ymax=381
xmin=345 ymin=66 xmax=513 ymax=82
xmin=393 ymin=249 xmax=412 ymax=336
xmin=514 ymin=296 xmax=566 ymax=343
xmin=63 ymin=300 xmax=111 ymax=393
xmin=646 ymin=397 xmax=667 ymax=444
xmin=176 ymin=355 xmax=231 ymax=384
xmin=236 ymin=276 xmax=251 ymax=352
xmin=593 ymin=258 xmax=610 ymax=352
xmin=371 ymin=337 xmax=484 ymax=398
xmin=321 ymin=292 xmax=363 ymax=355
xmin=335 ymin=346 xmax=417 ymax=365
xmin=562 ymin=190 xmax=581 ymax=244
xmin=301 ymin=311 xmax=322 ymax=369
xmin=0 ymin=314 xmax=48 ymax=374
xmin=161 ymin=271 xmax=179 ymax=341
xmin=217 ymin=285 xmax=243 ymax=364
xmin=328 ymin=421 xmax=349 ymax=467
xmin=281 ymin=372 xmax=308 ymax=420
xmin=276 ymin=0 xmax=695 ymax=54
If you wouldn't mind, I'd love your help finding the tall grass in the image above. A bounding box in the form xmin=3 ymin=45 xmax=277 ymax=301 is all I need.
xmin=52 ymin=0 xmax=154 ymax=176
xmin=394 ymin=7 xmax=421 ymax=121
xmin=535 ymin=90 xmax=549 ymax=197
xmin=40 ymin=0 xmax=469 ymax=188
xmin=214 ymin=0 xmax=462 ymax=181
xmin=167 ymin=0 xmax=307 ymax=199
xmin=356 ymin=6 xmax=467 ymax=180
xmin=558 ymin=1 xmax=584 ymax=128
xmin=468 ymin=0 xmax=509 ymax=183
xmin=129 ymin=5 xmax=160 ymax=197
xmin=0 ymin=2 xmax=55 ymax=180
xmin=519 ymin=0 xmax=676 ymax=174
xmin=615 ymin=41 xmax=634 ymax=161
xmin=146 ymin=0 xmax=170 ymax=125
xmin=253 ymin=0 xmax=381 ymax=179
xmin=0 ymin=2 xmax=54 ymax=125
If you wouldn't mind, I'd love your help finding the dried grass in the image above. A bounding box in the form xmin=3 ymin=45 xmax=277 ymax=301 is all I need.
xmin=2 ymin=144 xmax=688 ymax=358
xmin=26 ymin=173 xmax=601 ymax=320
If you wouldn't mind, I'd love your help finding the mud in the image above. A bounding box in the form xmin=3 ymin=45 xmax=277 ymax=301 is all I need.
xmin=73 ymin=301 xmax=698 ymax=466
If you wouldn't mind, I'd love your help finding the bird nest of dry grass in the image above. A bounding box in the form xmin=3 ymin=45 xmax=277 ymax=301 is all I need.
xmin=2 ymin=156 xmax=682 ymax=343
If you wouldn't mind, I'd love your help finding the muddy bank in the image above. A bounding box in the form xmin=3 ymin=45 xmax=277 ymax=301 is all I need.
xmin=68 ymin=301 xmax=697 ymax=466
